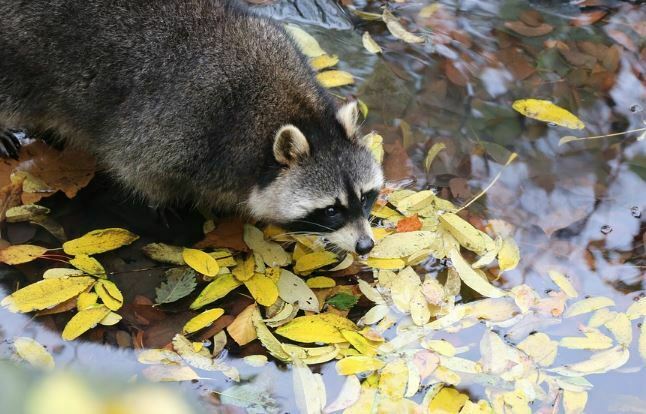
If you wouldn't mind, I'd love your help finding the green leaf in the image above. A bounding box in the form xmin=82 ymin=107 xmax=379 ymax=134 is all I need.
xmin=155 ymin=268 xmax=197 ymax=305
xmin=326 ymin=293 xmax=359 ymax=311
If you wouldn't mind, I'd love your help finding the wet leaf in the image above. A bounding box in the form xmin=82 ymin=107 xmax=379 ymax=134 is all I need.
xmin=604 ymin=312 xmax=632 ymax=345
xmin=277 ymin=269 xmax=319 ymax=312
xmin=275 ymin=313 xmax=357 ymax=343
xmin=517 ymin=333 xmax=558 ymax=366
xmin=310 ymin=54 xmax=339 ymax=70
xmin=640 ymin=317 xmax=646 ymax=363
xmin=363 ymin=132 xmax=384 ymax=163
xmin=379 ymin=359 xmax=408 ymax=400
xmin=327 ymin=293 xmax=359 ymax=310
xmin=137 ymin=349 xmax=182 ymax=365
xmin=190 ymin=274 xmax=242 ymax=309
xmin=324 ymin=375 xmax=361 ymax=413
xmin=294 ymin=251 xmax=337 ymax=274
xmin=293 ymin=358 xmax=326 ymax=414
xmin=99 ymin=312 xmax=122 ymax=326
xmin=626 ymin=297 xmax=646 ymax=320
xmin=142 ymin=365 xmax=200 ymax=382
xmin=440 ymin=213 xmax=495 ymax=255
xmin=306 ymin=276 xmax=335 ymax=289
xmin=424 ymin=142 xmax=447 ymax=172
xmin=62 ymin=228 xmax=138 ymax=255
xmin=0 ymin=244 xmax=47 ymax=265
xmin=69 ymin=255 xmax=106 ymax=278
xmin=370 ymin=231 xmax=438 ymax=258
xmin=95 ymin=279 xmax=123 ymax=311
xmin=232 ymin=256 xmax=255 ymax=281
xmin=449 ymin=249 xmax=506 ymax=298
xmin=285 ymin=24 xmax=326 ymax=57
xmin=76 ymin=292 xmax=98 ymax=310
xmin=512 ymin=99 xmax=585 ymax=129
xmin=563 ymin=390 xmax=588 ymax=414
xmin=383 ymin=9 xmax=425 ymax=44
xmin=396 ymin=214 xmax=422 ymax=233
xmin=504 ymin=20 xmax=553 ymax=37
xmin=564 ymin=296 xmax=615 ymax=318
xmin=497 ymin=237 xmax=519 ymax=272
xmin=560 ymin=327 xmax=613 ymax=350
xmin=316 ymin=70 xmax=354 ymax=88
xmin=243 ymin=224 xmax=291 ymax=266
xmin=1 ymin=276 xmax=95 ymax=313
xmin=366 ymin=257 xmax=406 ymax=269
xmin=182 ymin=248 xmax=219 ymax=277
xmin=155 ymin=268 xmax=197 ymax=305
xmin=244 ymin=273 xmax=279 ymax=306
xmin=548 ymin=270 xmax=578 ymax=298
xmin=428 ymin=387 xmax=469 ymax=413
xmin=251 ymin=307 xmax=291 ymax=362
xmin=5 ymin=204 xmax=50 ymax=222
xmin=43 ymin=268 xmax=85 ymax=279
xmin=550 ymin=346 xmax=629 ymax=376
xmin=62 ymin=305 xmax=111 ymax=341
xmin=336 ymin=355 xmax=385 ymax=375
xmin=14 ymin=337 xmax=55 ymax=370
xmin=362 ymin=31 xmax=382 ymax=54
xmin=227 ymin=304 xmax=257 ymax=346
xmin=142 ymin=243 xmax=185 ymax=265
xmin=183 ymin=308 xmax=224 ymax=335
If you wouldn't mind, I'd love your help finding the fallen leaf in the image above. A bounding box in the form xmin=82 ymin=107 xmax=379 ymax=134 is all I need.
xmin=99 ymin=312 xmax=122 ymax=326
xmin=396 ymin=214 xmax=423 ymax=232
xmin=327 ymin=293 xmax=359 ymax=311
xmin=293 ymin=358 xmax=326 ymax=414
xmin=232 ymin=256 xmax=255 ymax=281
xmin=517 ymin=333 xmax=558 ymax=366
xmin=183 ymin=308 xmax=225 ymax=335
xmin=95 ymin=279 xmax=123 ymax=311
xmin=14 ymin=337 xmax=55 ymax=370
xmin=244 ymin=273 xmax=279 ymax=306
xmin=548 ymin=270 xmax=578 ymax=298
xmin=43 ymin=268 xmax=85 ymax=279
xmin=428 ymin=387 xmax=469 ymax=413
xmin=512 ymin=99 xmax=585 ymax=129
xmin=285 ymin=24 xmax=326 ymax=57
xmin=142 ymin=365 xmax=200 ymax=382
xmin=77 ymin=292 xmax=98 ymax=310
xmin=62 ymin=228 xmax=138 ymax=255
xmin=243 ymin=225 xmax=291 ymax=266
xmin=324 ymin=375 xmax=361 ymax=413
xmin=550 ymin=346 xmax=629 ymax=376
xmin=310 ymin=54 xmax=339 ymax=70
xmin=449 ymin=249 xmax=506 ymax=298
xmin=227 ymin=304 xmax=257 ymax=346
xmin=62 ymin=305 xmax=111 ymax=340
xmin=336 ymin=355 xmax=385 ymax=375
xmin=294 ymin=251 xmax=337 ymax=274
xmin=142 ymin=243 xmax=185 ymax=265
xmin=560 ymin=327 xmax=613 ymax=350
xmin=370 ymin=231 xmax=438 ymax=258
xmin=0 ymin=244 xmax=47 ymax=265
xmin=275 ymin=313 xmax=357 ymax=343
xmin=626 ymin=298 xmax=646 ymax=320
xmin=604 ymin=313 xmax=632 ymax=345
xmin=424 ymin=142 xmax=447 ymax=172
xmin=277 ymin=269 xmax=319 ymax=312
xmin=1 ymin=276 xmax=95 ymax=313
xmin=190 ymin=274 xmax=242 ymax=309
xmin=362 ymin=31 xmax=382 ymax=54
xmin=563 ymin=390 xmax=588 ymax=414
xmin=317 ymin=70 xmax=355 ymax=88
xmin=69 ymin=255 xmax=106 ymax=278
xmin=497 ymin=237 xmax=519 ymax=272
xmin=440 ymin=213 xmax=495 ymax=255
xmin=155 ymin=268 xmax=197 ymax=305
xmin=379 ymin=359 xmax=408 ymax=400
xmin=182 ymin=248 xmax=219 ymax=277
xmin=243 ymin=355 xmax=268 ymax=367
xmin=639 ymin=317 xmax=646 ymax=363
xmin=564 ymin=296 xmax=615 ymax=318
xmin=306 ymin=276 xmax=336 ymax=289
xmin=505 ymin=20 xmax=553 ymax=37
xmin=5 ymin=204 xmax=50 ymax=222
xmin=252 ymin=307 xmax=291 ymax=362
xmin=383 ymin=9 xmax=425 ymax=43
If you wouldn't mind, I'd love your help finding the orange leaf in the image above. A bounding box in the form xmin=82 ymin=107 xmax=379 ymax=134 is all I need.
xmin=396 ymin=214 xmax=422 ymax=233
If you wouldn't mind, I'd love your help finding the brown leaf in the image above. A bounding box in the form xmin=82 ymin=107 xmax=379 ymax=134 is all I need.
xmin=504 ymin=21 xmax=553 ymax=37
xmin=497 ymin=48 xmax=536 ymax=80
xmin=445 ymin=60 xmax=469 ymax=86
xmin=571 ymin=10 xmax=607 ymax=27
xmin=383 ymin=140 xmax=413 ymax=182
xmin=519 ymin=10 xmax=544 ymax=27
xmin=605 ymin=29 xmax=636 ymax=52
xmin=195 ymin=218 xmax=249 ymax=252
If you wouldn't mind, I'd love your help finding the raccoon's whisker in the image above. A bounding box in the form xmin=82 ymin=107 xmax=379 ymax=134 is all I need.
xmin=291 ymin=220 xmax=336 ymax=232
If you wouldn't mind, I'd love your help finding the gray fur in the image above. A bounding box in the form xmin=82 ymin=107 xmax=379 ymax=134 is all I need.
xmin=0 ymin=0 xmax=383 ymax=251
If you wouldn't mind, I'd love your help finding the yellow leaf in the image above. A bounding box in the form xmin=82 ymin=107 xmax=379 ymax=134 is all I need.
xmin=294 ymin=251 xmax=337 ymax=274
xmin=76 ymin=292 xmax=98 ymax=310
xmin=251 ymin=307 xmax=292 ymax=362
xmin=512 ymin=99 xmax=585 ymax=130
xmin=362 ymin=31 xmax=382 ymax=54
xmin=604 ymin=312 xmax=632 ymax=345
xmin=95 ymin=279 xmax=123 ymax=311
xmin=424 ymin=142 xmax=446 ymax=172
xmin=366 ymin=257 xmax=406 ymax=270
xmin=639 ymin=316 xmax=646 ymax=363
xmin=69 ymin=254 xmax=106 ymax=277
xmin=232 ymin=256 xmax=255 ymax=281
xmin=559 ymin=327 xmax=613 ymax=350
xmin=63 ymin=228 xmax=139 ymax=255
xmin=0 ymin=244 xmax=47 ymax=265
xmin=99 ymin=312 xmax=122 ymax=326
xmin=227 ymin=304 xmax=257 ymax=346
xmin=410 ymin=289 xmax=431 ymax=325
xmin=142 ymin=365 xmax=200 ymax=382
xmin=62 ymin=305 xmax=111 ymax=340
xmin=336 ymin=355 xmax=385 ymax=375
xmin=383 ymin=10 xmax=425 ymax=44
xmin=14 ymin=337 xmax=55 ymax=370
xmin=564 ymin=296 xmax=615 ymax=318
xmin=371 ymin=204 xmax=400 ymax=219
xmin=459 ymin=400 xmax=493 ymax=414
xmin=285 ymin=24 xmax=326 ymax=57
xmin=275 ymin=313 xmax=358 ymax=343
xmin=428 ymin=387 xmax=469 ymax=413
xmin=378 ymin=359 xmax=408 ymax=400
xmin=5 ymin=204 xmax=50 ymax=222
xmin=440 ymin=213 xmax=495 ymax=255
xmin=497 ymin=237 xmax=520 ymax=272
xmin=43 ymin=268 xmax=85 ymax=279
xmin=182 ymin=248 xmax=219 ymax=277
xmin=341 ymin=330 xmax=378 ymax=356
xmin=243 ymin=225 xmax=291 ymax=267
xmin=370 ymin=231 xmax=438 ymax=258
xmin=243 ymin=355 xmax=268 ymax=367
xmin=626 ymin=297 xmax=646 ymax=320
xmin=306 ymin=276 xmax=336 ymax=289
xmin=137 ymin=349 xmax=182 ymax=365
xmin=316 ymin=70 xmax=354 ymax=88
xmin=449 ymin=249 xmax=506 ymax=298
xmin=548 ymin=270 xmax=578 ymax=298
xmin=244 ymin=273 xmax=279 ymax=306
xmin=1 ymin=276 xmax=95 ymax=313
xmin=142 ymin=243 xmax=184 ymax=265
xmin=563 ymin=390 xmax=588 ymax=414
xmin=183 ymin=308 xmax=225 ymax=334
xmin=517 ymin=333 xmax=558 ymax=366
xmin=310 ymin=54 xmax=339 ymax=70
xmin=424 ymin=340 xmax=457 ymax=357
xmin=190 ymin=274 xmax=242 ymax=309
xmin=551 ymin=345 xmax=629 ymax=375
xmin=283 ymin=343 xmax=339 ymax=365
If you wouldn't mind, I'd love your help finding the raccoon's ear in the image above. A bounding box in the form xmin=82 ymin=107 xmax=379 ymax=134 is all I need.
xmin=336 ymin=100 xmax=359 ymax=138
xmin=273 ymin=125 xmax=310 ymax=166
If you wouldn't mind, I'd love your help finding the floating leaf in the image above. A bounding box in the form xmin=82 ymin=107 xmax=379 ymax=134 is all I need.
xmin=182 ymin=308 xmax=225 ymax=335
xmin=605 ymin=313 xmax=632 ymax=345
xmin=155 ymin=268 xmax=197 ymax=305
xmin=14 ymin=337 xmax=55 ymax=370
xmin=440 ymin=213 xmax=495 ymax=255
xmin=62 ymin=305 xmax=111 ymax=341
xmin=362 ymin=32 xmax=382 ymax=54
xmin=310 ymin=54 xmax=339 ymax=70
xmin=244 ymin=273 xmax=279 ymax=306
xmin=563 ymin=390 xmax=588 ymax=414
xmin=43 ymin=268 xmax=85 ymax=279
xmin=137 ymin=349 xmax=183 ymax=365
xmin=99 ymin=312 xmax=122 ymax=326
xmin=424 ymin=142 xmax=446 ymax=172
xmin=69 ymin=255 xmax=106 ymax=277
xmin=306 ymin=276 xmax=336 ymax=289
xmin=294 ymin=251 xmax=337 ymax=274
xmin=243 ymin=225 xmax=291 ymax=266
xmin=366 ymin=257 xmax=406 ymax=270
xmin=336 ymin=356 xmax=385 ymax=375
xmin=285 ymin=24 xmax=326 ymax=57
xmin=5 ymin=204 xmax=50 ymax=222
xmin=379 ymin=359 xmax=408 ymax=400
xmin=512 ymin=99 xmax=585 ymax=129
xmin=317 ymin=70 xmax=355 ymax=88
xmin=564 ymin=296 xmax=615 ymax=318
xmin=190 ymin=274 xmax=242 ymax=309
xmin=277 ymin=269 xmax=319 ymax=312
xmin=324 ymin=375 xmax=361 ymax=413
xmin=77 ymin=292 xmax=98 ymax=310
xmin=1 ymin=276 xmax=95 ymax=313
xmin=428 ymin=387 xmax=468 ymax=413
xmin=275 ymin=313 xmax=357 ymax=343
xmin=62 ymin=228 xmax=138 ymax=255
xmin=626 ymin=297 xmax=646 ymax=320
xmin=227 ymin=304 xmax=257 ymax=346
xmin=251 ymin=307 xmax=291 ymax=362
xmin=383 ymin=9 xmax=425 ymax=44
xmin=182 ymin=248 xmax=219 ymax=277
xmin=142 ymin=243 xmax=185 ymax=265
xmin=342 ymin=330 xmax=378 ymax=356
xmin=293 ymin=358 xmax=326 ymax=414
xmin=327 ymin=293 xmax=359 ymax=311
xmin=551 ymin=346 xmax=629 ymax=376
xmin=370 ymin=231 xmax=438 ymax=258
xmin=95 ymin=279 xmax=123 ymax=311
xmin=640 ymin=317 xmax=646 ymax=363
xmin=0 ymin=244 xmax=47 ymax=265
xmin=497 ymin=237 xmax=520 ymax=272
xmin=548 ymin=270 xmax=578 ymax=298
xmin=232 ymin=256 xmax=255 ymax=281
xmin=243 ymin=355 xmax=268 ymax=367
xmin=505 ymin=21 xmax=553 ymax=37
xmin=517 ymin=333 xmax=558 ymax=366
xmin=449 ymin=249 xmax=505 ymax=298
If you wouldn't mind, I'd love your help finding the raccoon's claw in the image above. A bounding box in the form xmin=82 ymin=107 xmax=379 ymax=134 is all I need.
xmin=0 ymin=129 xmax=21 ymax=159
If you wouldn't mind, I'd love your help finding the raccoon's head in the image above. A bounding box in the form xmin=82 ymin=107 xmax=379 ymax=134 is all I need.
xmin=248 ymin=100 xmax=383 ymax=255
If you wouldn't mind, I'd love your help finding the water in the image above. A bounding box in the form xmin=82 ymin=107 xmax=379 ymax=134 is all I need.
xmin=1 ymin=0 xmax=645 ymax=413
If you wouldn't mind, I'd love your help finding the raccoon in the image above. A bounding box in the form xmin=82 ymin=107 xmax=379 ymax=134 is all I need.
xmin=0 ymin=0 xmax=383 ymax=254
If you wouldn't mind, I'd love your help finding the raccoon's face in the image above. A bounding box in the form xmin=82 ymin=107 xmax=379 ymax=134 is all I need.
xmin=248 ymin=101 xmax=383 ymax=255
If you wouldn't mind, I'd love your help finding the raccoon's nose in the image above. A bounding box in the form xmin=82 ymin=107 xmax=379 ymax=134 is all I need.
xmin=355 ymin=235 xmax=374 ymax=255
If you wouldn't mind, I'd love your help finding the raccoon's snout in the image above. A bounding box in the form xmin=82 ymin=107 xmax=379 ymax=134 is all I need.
xmin=355 ymin=235 xmax=374 ymax=255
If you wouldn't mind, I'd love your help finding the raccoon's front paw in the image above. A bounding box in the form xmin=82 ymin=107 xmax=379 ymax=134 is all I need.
xmin=0 ymin=129 xmax=21 ymax=159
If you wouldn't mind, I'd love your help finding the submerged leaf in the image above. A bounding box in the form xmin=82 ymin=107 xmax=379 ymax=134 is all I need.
xmin=155 ymin=268 xmax=197 ymax=305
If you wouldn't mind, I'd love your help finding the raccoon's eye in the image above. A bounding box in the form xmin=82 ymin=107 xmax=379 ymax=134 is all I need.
xmin=325 ymin=206 xmax=338 ymax=217
xmin=361 ymin=195 xmax=367 ymax=204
